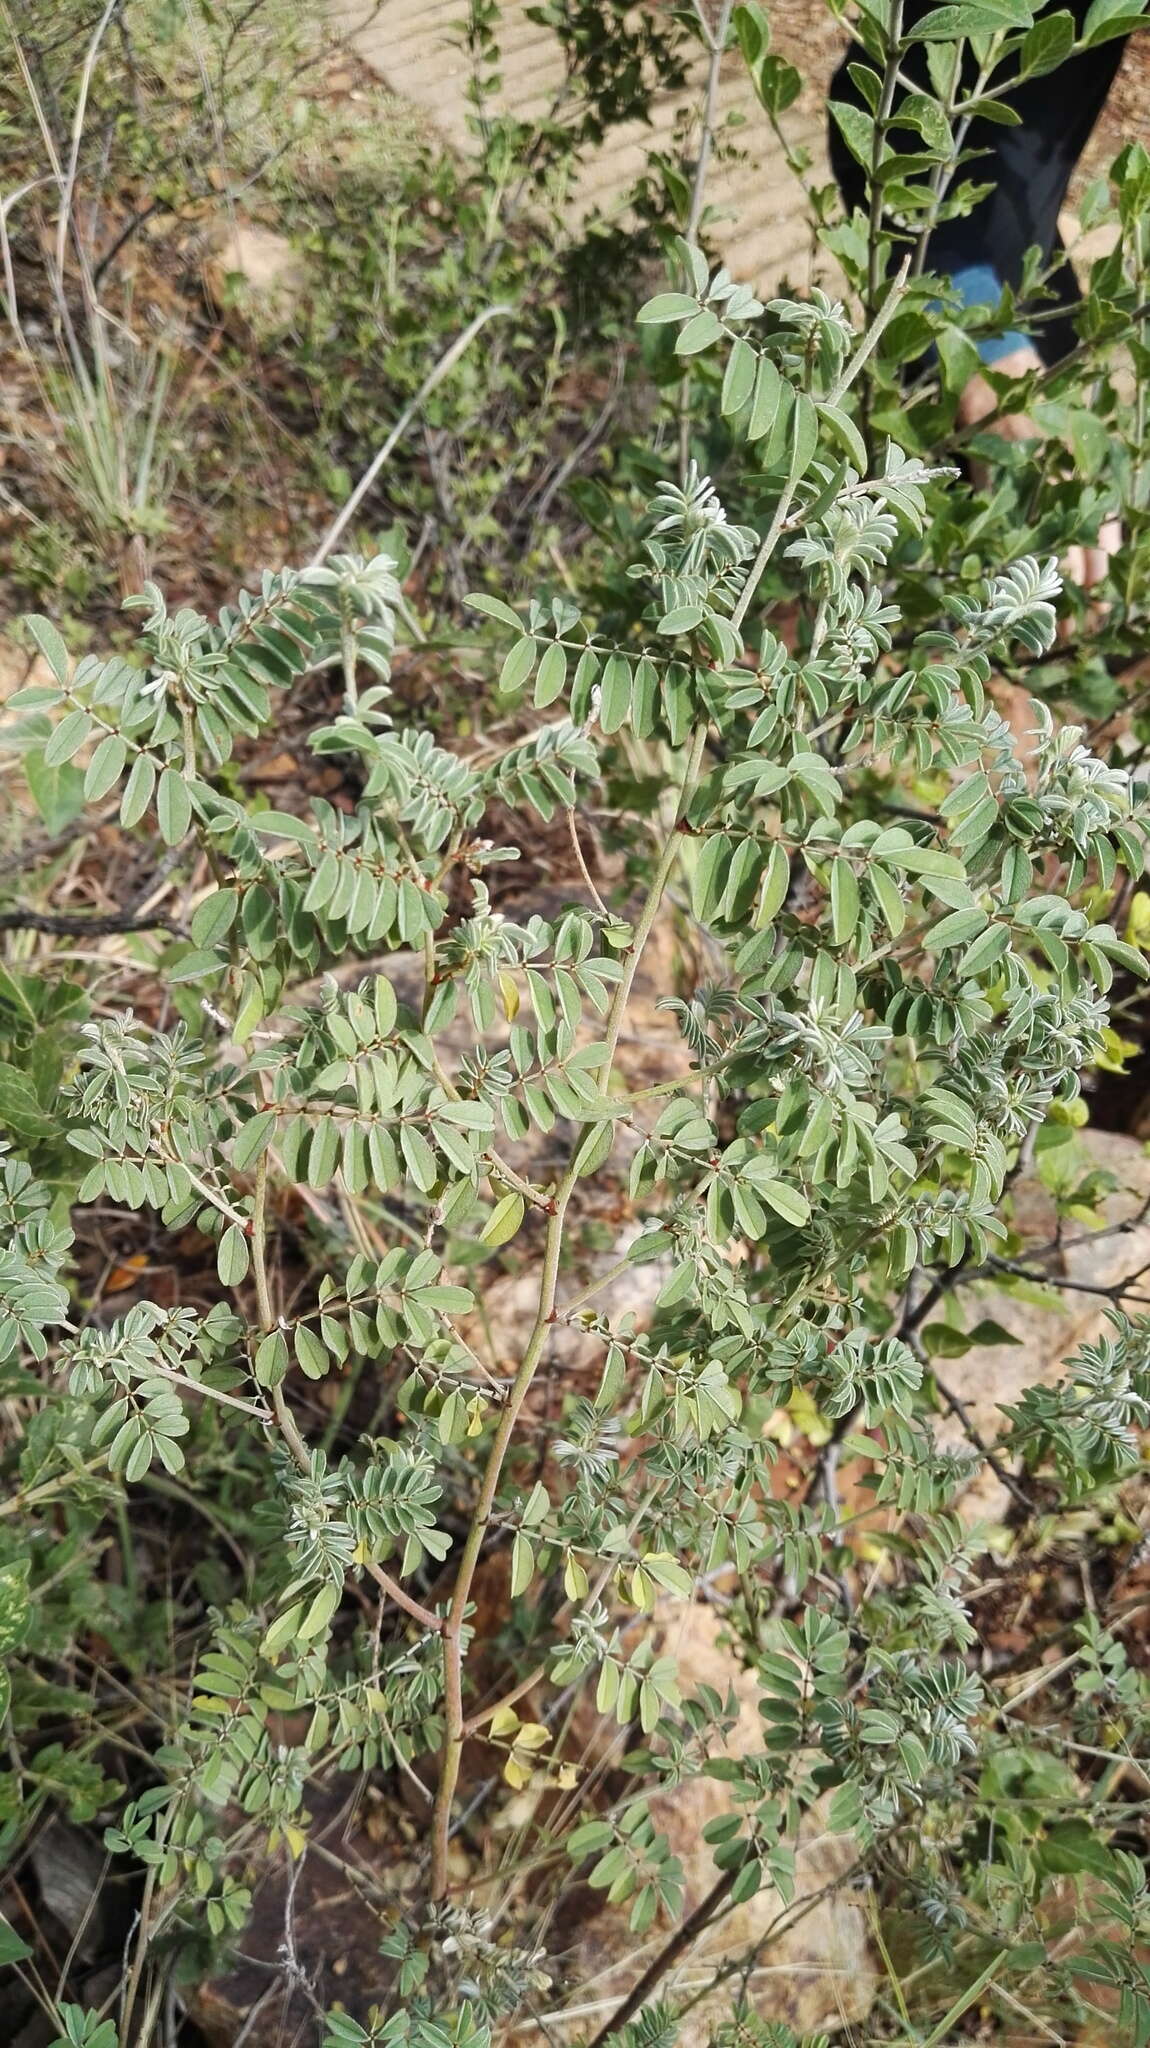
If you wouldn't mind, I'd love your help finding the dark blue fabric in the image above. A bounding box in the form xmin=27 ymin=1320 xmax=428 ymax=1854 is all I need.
xmin=828 ymin=1 xmax=1127 ymax=367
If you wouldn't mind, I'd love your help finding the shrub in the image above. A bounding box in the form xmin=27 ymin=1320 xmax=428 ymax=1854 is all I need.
xmin=4 ymin=221 xmax=1150 ymax=2040
xmin=5 ymin=4 xmax=1150 ymax=2045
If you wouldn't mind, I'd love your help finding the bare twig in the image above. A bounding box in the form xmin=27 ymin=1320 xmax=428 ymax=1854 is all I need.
xmin=0 ymin=907 xmax=178 ymax=935
xmin=685 ymin=0 xmax=735 ymax=244
xmin=866 ymin=0 xmax=905 ymax=318
xmin=428 ymin=723 xmax=711 ymax=1900
xmin=585 ymin=1868 xmax=735 ymax=2048
xmin=0 ymin=804 xmax=119 ymax=880
xmin=56 ymin=0 xmax=122 ymax=296
xmin=520 ymin=347 xmax=625 ymax=528
xmin=929 ymin=1367 xmax=1032 ymax=1514
xmin=364 ymin=1559 xmax=443 ymax=1637
xmin=678 ymin=1 xmax=734 ymax=483
xmin=565 ymin=808 xmax=610 ymax=917
xmin=310 ymin=304 xmax=514 ymax=565
xmin=673 ymin=1852 xmax=869 ymax=2022
xmin=829 ymin=256 xmax=912 ymax=408
xmin=253 ymin=1162 xmax=444 ymax=1636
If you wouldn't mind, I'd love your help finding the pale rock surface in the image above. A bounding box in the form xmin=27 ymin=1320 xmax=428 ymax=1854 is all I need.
xmin=522 ymin=1598 xmax=876 ymax=2047
xmin=202 ymin=221 xmax=310 ymax=333
xmin=939 ymin=1127 xmax=1150 ymax=1523
xmin=461 ymin=1222 xmax=671 ymax=1388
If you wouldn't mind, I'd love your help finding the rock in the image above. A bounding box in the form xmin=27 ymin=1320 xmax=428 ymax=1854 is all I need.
xmin=530 ymin=1599 xmax=877 ymax=2046
xmin=202 ymin=222 xmax=310 ymax=334
xmin=938 ymin=1128 xmax=1150 ymax=1524
xmin=459 ymin=1220 xmax=671 ymax=1397
xmin=242 ymin=750 xmax=299 ymax=783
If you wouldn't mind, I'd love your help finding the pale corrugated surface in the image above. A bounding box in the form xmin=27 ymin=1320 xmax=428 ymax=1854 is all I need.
xmin=327 ymin=4 xmax=1105 ymax=306
xmin=327 ymin=0 xmax=842 ymax=297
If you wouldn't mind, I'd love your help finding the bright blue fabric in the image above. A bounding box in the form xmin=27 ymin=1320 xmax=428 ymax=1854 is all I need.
xmin=950 ymin=263 xmax=1031 ymax=364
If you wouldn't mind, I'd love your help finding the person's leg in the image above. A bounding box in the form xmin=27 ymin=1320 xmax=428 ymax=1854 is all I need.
xmin=827 ymin=15 xmax=1126 ymax=357
xmin=926 ymin=38 xmax=1125 ymax=356
xmin=827 ymin=13 xmax=1129 ymax=590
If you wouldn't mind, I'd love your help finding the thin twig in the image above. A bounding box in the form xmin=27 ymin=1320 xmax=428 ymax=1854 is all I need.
xmin=673 ymin=1852 xmax=869 ymax=2021
xmin=685 ymin=0 xmax=734 ymax=244
xmin=56 ymin=0 xmax=122 ymax=296
xmin=520 ymin=345 xmax=625 ymax=528
xmin=828 ymin=256 xmax=912 ymax=408
xmin=865 ymin=0 xmax=905 ymax=319
xmin=931 ymin=1371 xmax=1032 ymax=1514
xmin=364 ymin=1559 xmax=443 ymax=1636
xmin=428 ymin=722 xmax=711 ymax=1900
xmin=678 ymin=2 xmax=734 ymax=483
xmin=0 ymin=907 xmax=178 ymax=936
xmin=254 ymin=1161 xmax=443 ymax=1632
xmin=251 ymin=1153 xmax=310 ymax=1478
xmin=310 ymin=305 xmax=514 ymax=565
xmin=565 ymin=807 xmax=610 ymax=917
xmin=950 ymin=297 xmax=1150 ymax=444
xmin=585 ymin=1869 xmax=735 ymax=2048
